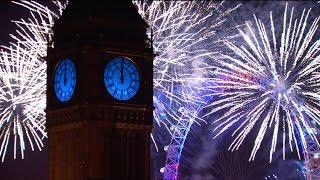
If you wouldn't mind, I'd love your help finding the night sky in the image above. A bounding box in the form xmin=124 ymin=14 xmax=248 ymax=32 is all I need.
xmin=0 ymin=1 xmax=319 ymax=180
xmin=0 ymin=2 xmax=48 ymax=180
xmin=0 ymin=0 xmax=27 ymax=45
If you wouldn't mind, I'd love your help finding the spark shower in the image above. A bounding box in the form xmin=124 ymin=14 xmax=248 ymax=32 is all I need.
xmin=204 ymin=4 xmax=320 ymax=162
xmin=0 ymin=1 xmax=319 ymax=179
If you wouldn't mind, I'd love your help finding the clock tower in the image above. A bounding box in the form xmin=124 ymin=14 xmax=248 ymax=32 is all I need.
xmin=46 ymin=0 xmax=153 ymax=179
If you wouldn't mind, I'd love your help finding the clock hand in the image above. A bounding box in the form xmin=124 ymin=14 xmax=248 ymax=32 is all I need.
xmin=120 ymin=59 xmax=124 ymax=84
xmin=64 ymin=62 xmax=67 ymax=86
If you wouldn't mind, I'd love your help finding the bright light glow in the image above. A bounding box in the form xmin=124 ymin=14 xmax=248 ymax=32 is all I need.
xmin=134 ymin=1 xmax=241 ymax=180
xmin=205 ymin=4 xmax=320 ymax=162
xmin=0 ymin=45 xmax=46 ymax=162
xmin=4 ymin=2 xmax=318 ymax=180
xmin=134 ymin=0 xmax=240 ymax=144
xmin=0 ymin=0 xmax=65 ymax=161
xmin=313 ymin=153 xmax=320 ymax=159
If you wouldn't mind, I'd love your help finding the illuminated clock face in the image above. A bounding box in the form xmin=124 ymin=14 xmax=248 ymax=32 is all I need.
xmin=54 ymin=59 xmax=76 ymax=102
xmin=104 ymin=57 xmax=140 ymax=101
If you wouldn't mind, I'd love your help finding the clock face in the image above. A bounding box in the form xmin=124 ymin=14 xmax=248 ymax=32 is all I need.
xmin=104 ymin=57 xmax=140 ymax=101
xmin=54 ymin=59 xmax=76 ymax=102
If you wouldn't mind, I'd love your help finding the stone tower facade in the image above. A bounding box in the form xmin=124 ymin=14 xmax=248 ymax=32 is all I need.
xmin=46 ymin=1 xmax=153 ymax=179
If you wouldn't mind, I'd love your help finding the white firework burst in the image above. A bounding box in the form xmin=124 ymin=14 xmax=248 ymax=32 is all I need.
xmin=11 ymin=0 xmax=64 ymax=56
xmin=0 ymin=45 xmax=46 ymax=162
xmin=134 ymin=1 xmax=241 ymax=136
xmin=205 ymin=4 xmax=320 ymax=162
xmin=134 ymin=1 xmax=241 ymax=178
xmin=0 ymin=1 xmax=64 ymax=161
xmin=0 ymin=0 xmax=240 ymax=163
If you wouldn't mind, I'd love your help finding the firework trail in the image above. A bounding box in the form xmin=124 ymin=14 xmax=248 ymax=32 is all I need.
xmin=204 ymin=4 xmax=320 ymax=162
xmin=134 ymin=1 xmax=241 ymax=147
xmin=190 ymin=136 xmax=264 ymax=180
xmin=0 ymin=1 xmax=64 ymax=161
xmin=0 ymin=45 xmax=46 ymax=162
xmin=10 ymin=1 xmax=63 ymax=56
xmin=134 ymin=2 xmax=242 ymax=179
xmin=0 ymin=0 xmax=240 ymax=164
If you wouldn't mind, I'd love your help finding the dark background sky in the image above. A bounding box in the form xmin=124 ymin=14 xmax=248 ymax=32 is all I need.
xmin=179 ymin=1 xmax=320 ymax=180
xmin=0 ymin=1 xmax=49 ymax=180
xmin=0 ymin=1 xmax=319 ymax=180
xmin=0 ymin=0 xmax=29 ymax=45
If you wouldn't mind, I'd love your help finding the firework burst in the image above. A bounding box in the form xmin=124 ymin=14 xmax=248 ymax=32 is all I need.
xmin=204 ymin=4 xmax=320 ymax=162
xmin=134 ymin=2 xmax=242 ymax=179
xmin=134 ymin=0 xmax=240 ymax=141
xmin=0 ymin=1 xmax=242 ymax=169
xmin=0 ymin=1 xmax=64 ymax=161
xmin=0 ymin=45 xmax=46 ymax=162
xmin=10 ymin=1 xmax=60 ymax=56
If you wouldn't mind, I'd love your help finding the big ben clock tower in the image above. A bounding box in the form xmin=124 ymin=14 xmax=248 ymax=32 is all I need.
xmin=46 ymin=0 xmax=153 ymax=179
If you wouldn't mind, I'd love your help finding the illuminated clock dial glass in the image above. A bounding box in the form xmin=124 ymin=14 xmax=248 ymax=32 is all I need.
xmin=54 ymin=59 xmax=76 ymax=102
xmin=104 ymin=57 xmax=140 ymax=101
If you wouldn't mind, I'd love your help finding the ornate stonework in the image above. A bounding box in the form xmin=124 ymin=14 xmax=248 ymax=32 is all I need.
xmin=46 ymin=1 xmax=153 ymax=179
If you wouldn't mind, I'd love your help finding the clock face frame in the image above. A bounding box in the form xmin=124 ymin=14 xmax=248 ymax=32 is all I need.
xmin=53 ymin=59 xmax=77 ymax=102
xmin=104 ymin=57 xmax=140 ymax=101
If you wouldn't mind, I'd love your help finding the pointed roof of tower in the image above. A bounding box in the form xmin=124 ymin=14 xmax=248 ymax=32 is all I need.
xmin=52 ymin=0 xmax=148 ymax=48
xmin=55 ymin=0 xmax=147 ymax=27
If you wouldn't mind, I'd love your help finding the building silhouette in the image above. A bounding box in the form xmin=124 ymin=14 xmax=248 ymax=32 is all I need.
xmin=46 ymin=0 xmax=153 ymax=179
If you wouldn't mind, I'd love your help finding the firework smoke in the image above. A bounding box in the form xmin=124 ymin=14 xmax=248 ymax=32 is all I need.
xmin=204 ymin=3 xmax=320 ymax=162
xmin=134 ymin=0 xmax=241 ymax=149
